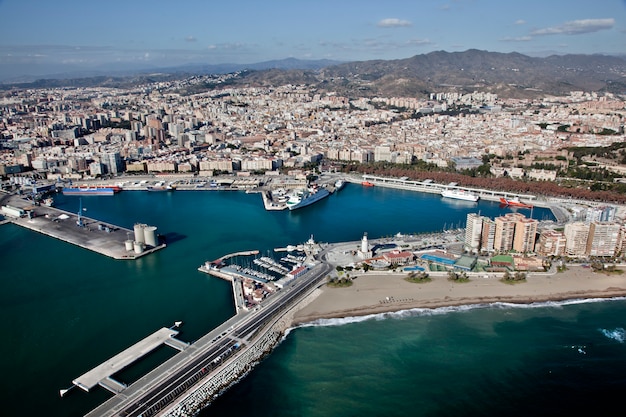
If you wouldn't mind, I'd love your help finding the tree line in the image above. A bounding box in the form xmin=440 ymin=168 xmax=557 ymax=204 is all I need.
xmin=341 ymin=162 xmax=626 ymax=204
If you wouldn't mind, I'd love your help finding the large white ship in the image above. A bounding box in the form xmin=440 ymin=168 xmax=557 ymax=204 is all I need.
xmin=441 ymin=189 xmax=479 ymax=202
xmin=287 ymin=186 xmax=331 ymax=210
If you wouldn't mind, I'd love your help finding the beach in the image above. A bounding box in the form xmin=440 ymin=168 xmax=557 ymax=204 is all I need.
xmin=292 ymin=266 xmax=626 ymax=325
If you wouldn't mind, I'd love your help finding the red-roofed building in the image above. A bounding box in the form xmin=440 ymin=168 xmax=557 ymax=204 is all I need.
xmin=288 ymin=265 xmax=308 ymax=279
xmin=382 ymin=250 xmax=414 ymax=265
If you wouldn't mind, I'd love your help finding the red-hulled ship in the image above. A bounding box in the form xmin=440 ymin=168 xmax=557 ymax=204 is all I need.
xmin=499 ymin=197 xmax=533 ymax=208
xmin=361 ymin=181 xmax=375 ymax=187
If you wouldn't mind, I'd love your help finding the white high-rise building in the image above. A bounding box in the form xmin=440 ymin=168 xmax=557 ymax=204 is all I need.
xmin=464 ymin=213 xmax=483 ymax=253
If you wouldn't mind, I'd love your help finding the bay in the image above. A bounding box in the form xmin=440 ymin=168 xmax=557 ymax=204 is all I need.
xmin=4 ymin=183 xmax=621 ymax=417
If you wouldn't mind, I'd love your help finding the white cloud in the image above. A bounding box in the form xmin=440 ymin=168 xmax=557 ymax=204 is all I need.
xmin=531 ymin=18 xmax=614 ymax=36
xmin=500 ymin=36 xmax=532 ymax=42
xmin=406 ymin=38 xmax=432 ymax=46
xmin=377 ymin=18 xmax=412 ymax=28
xmin=515 ymin=19 xmax=526 ymax=25
xmin=185 ymin=36 xmax=197 ymax=42
xmin=221 ymin=42 xmax=245 ymax=50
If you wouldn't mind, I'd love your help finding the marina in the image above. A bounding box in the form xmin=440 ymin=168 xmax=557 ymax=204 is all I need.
xmin=253 ymin=256 xmax=291 ymax=275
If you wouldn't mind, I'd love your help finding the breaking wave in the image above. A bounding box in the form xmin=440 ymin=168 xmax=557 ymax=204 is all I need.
xmin=295 ymin=297 xmax=626 ymax=329
xmin=600 ymin=327 xmax=625 ymax=343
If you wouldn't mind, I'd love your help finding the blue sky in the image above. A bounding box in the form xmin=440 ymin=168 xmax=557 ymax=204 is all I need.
xmin=0 ymin=0 xmax=624 ymax=80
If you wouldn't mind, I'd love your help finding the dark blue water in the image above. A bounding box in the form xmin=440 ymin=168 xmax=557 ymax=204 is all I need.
xmin=3 ymin=185 xmax=622 ymax=417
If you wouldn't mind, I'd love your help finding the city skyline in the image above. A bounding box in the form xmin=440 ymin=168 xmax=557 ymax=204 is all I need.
xmin=0 ymin=0 xmax=624 ymax=81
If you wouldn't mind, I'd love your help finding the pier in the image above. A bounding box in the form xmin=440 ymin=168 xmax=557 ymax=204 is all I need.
xmin=70 ymin=327 xmax=186 ymax=394
xmin=214 ymin=250 xmax=260 ymax=263
xmin=2 ymin=195 xmax=165 ymax=260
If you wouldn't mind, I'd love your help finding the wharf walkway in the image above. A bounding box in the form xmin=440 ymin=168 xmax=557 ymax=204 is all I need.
xmin=359 ymin=174 xmax=538 ymax=204
xmin=71 ymin=327 xmax=186 ymax=393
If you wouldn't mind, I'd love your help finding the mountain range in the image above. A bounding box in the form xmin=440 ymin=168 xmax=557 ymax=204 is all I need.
xmin=2 ymin=50 xmax=625 ymax=98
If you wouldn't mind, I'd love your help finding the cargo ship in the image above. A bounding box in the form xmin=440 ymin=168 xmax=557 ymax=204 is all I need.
xmin=499 ymin=197 xmax=533 ymax=208
xmin=62 ymin=185 xmax=121 ymax=196
xmin=286 ymin=186 xmax=330 ymax=210
xmin=441 ymin=189 xmax=479 ymax=202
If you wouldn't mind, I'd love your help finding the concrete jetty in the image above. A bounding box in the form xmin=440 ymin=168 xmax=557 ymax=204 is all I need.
xmin=3 ymin=195 xmax=165 ymax=260
xmin=72 ymin=327 xmax=186 ymax=393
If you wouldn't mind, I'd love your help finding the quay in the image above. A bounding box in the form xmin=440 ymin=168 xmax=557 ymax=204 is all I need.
xmin=352 ymin=174 xmax=573 ymax=223
xmin=1 ymin=195 xmax=165 ymax=260
xmin=70 ymin=327 xmax=187 ymax=394
xmin=357 ymin=174 xmax=539 ymax=204
xmin=261 ymin=190 xmax=287 ymax=211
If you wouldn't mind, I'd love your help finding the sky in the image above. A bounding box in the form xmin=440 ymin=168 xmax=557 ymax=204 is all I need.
xmin=0 ymin=0 xmax=624 ymax=81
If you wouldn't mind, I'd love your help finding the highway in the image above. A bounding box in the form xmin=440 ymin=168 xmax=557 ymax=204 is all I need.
xmin=89 ymin=261 xmax=332 ymax=417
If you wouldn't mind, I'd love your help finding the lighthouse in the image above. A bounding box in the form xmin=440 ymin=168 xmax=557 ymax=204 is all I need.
xmin=358 ymin=232 xmax=373 ymax=259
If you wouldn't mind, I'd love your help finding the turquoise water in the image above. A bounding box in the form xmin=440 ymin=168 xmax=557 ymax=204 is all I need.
xmin=2 ymin=185 xmax=624 ymax=417
xmin=207 ymin=301 xmax=626 ymax=417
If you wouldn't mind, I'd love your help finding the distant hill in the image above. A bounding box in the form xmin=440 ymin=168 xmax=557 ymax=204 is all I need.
xmin=299 ymin=49 xmax=626 ymax=98
xmin=0 ymin=58 xmax=341 ymax=88
xmin=2 ymin=51 xmax=625 ymax=98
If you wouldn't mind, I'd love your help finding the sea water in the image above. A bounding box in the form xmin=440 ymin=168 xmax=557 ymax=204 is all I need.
xmin=1 ymin=185 xmax=623 ymax=416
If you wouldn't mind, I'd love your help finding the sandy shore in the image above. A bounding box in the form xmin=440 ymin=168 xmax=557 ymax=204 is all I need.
xmin=291 ymin=266 xmax=626 ymax=325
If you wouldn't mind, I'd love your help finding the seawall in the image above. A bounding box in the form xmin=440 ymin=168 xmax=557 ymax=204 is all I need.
xmin=160 ymin=288 xmax=323 ymax=417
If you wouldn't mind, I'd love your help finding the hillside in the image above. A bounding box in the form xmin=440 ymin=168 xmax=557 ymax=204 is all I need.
xmin=3 ymin=51 xmax=625 ymax=99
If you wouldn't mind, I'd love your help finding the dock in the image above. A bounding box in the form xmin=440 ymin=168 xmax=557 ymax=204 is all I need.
xmin=71 ymin=327 xmax=187 ymax=393
xmin=261 ymin=191 xmax=287 ymax=211
xmin=3 ymin=195 xmax=165 ymax=260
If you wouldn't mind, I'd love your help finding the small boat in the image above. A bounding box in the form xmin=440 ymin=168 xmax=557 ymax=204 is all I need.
xmin=334 ymin=179 xmax=346 ymax=191
xmin=361 ymin=181 xmax=375 ymax=187
xmin=499 ymin=197 xmax=533 ymax=208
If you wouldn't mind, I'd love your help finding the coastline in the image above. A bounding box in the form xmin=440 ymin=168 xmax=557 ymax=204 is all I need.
xmin=291 ymin=266 xmax=626 ymax=325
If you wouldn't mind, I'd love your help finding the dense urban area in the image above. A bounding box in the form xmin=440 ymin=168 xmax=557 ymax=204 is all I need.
xmin=1 ymin=74 xmax=626 ymax=267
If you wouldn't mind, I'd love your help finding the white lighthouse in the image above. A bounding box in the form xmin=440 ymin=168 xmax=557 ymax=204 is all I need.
xmin=358 ymin=232 xmax=373 ymax=259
